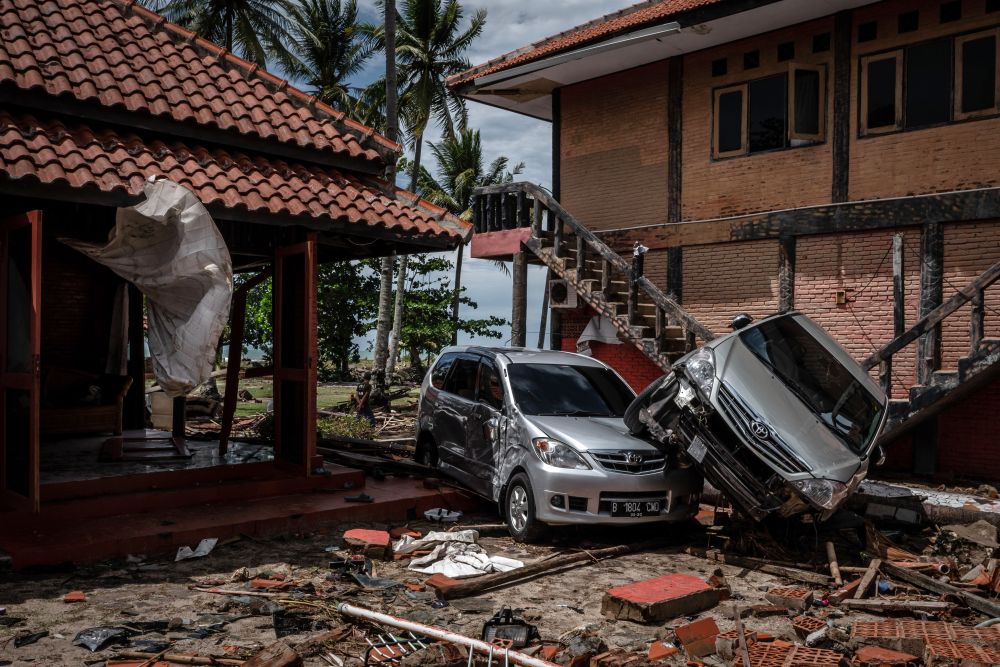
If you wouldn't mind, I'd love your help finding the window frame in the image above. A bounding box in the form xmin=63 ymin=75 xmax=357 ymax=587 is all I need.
xmin=954 ymin=28 xmax=1000 ymax=120
xmin=713 ymin=83 xmax=748 ymax=159
xmin=860 ymin=50 xmax=904 ymax=135
xmin=712 ymin=63 xmax=828 ymax=160
xmin=474 ymin=359 xmax=505 ymax=411
xmin=788 ymin=63 xmax=827 ymax=143
xmin=442 ymin=352 xmax=483 ymax=401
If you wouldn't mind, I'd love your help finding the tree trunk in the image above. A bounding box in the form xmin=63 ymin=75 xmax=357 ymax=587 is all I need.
xmin=386 ymin=135 xmax=423 ymax=375
xmin=372 ymin=0 xmax=398 ymax=405
xmin=408 ymin=345 xmax=425 ymax=377
xmin=450 ymin=242 xmax=464 ymax=345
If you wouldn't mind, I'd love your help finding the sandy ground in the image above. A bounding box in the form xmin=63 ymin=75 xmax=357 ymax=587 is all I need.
xmin=0 ymin=512 xmax=855 ymax=666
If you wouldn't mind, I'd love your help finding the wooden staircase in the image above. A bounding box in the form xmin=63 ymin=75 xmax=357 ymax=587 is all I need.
xmin=473 ymin=183 xmax=1000 ymax=444
xmin=473 ymin=182 xmax=716 ymax=371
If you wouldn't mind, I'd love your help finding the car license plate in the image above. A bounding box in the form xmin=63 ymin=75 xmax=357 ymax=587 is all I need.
xmin=610 ymin=500 xmax=661 ymax=518
xmin=687 ymin=436 xmax=708 ymax=463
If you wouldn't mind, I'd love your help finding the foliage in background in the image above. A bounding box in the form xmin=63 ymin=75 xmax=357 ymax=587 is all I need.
xmin=318 ymin=414 xmax=376 ymax=440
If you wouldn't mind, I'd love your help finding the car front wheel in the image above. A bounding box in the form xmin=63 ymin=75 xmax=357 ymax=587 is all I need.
xmin=504 ymin=473 xmax=549 ymax=543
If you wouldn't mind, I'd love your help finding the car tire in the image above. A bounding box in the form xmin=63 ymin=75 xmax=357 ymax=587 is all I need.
xmin=416 ymin=436 xmax=439 ymax=467
xmin=504 ymin=473 xmax=549 ymax=543
xmin=624 ymin=375 xmax=666 ymax=435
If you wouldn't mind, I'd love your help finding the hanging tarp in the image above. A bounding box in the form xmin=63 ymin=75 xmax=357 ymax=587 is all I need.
xmin=63 ymin=178 xmax=233 ymax=397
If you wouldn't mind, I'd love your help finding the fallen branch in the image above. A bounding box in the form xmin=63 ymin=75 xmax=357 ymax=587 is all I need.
xmin=440 ymin=543 xmax=652 ymax=599
xmin=117 ymin=651 xmax=243 ymax=666
xmin=686 ymin=548 xmax=830 ymax=586
xmin=881 ymin=561 xmax=1000 ymax=617
xmin=190 ymin=586 xmax=285 ymax=598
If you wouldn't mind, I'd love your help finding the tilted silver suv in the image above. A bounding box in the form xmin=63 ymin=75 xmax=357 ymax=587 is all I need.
xmin=416 ymin=347 xmax=703 ymax=541
xmin=626 ymin=312 xmax=888 ymax=521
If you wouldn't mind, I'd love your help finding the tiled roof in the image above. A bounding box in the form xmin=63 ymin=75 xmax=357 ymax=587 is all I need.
xmin=0 ymin=111 xmax=469 ymax=241
xmin=449 ymin=0 xmax=724 ymax=87
xmin=0 ymin=0 xmax=397 ymax=164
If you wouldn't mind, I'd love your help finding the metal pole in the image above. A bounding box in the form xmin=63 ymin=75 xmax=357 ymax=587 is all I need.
xmin=336 ymin=603 xmax=558 ymax=667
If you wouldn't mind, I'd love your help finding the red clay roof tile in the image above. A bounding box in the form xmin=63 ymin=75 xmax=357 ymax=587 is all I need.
xmin=0 ymin=111 xmax=468 ymax=241
xmin=0 ymin=0 xmax=398 ymax=164
xmin=449 ymin=0 xmax=724 ymax=87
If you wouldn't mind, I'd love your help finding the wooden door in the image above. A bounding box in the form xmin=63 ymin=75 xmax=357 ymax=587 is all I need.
xmin=272 ymin=235 xmax=317 ymax=475
xmin=0 ymin=211 xmax=41 ymax=511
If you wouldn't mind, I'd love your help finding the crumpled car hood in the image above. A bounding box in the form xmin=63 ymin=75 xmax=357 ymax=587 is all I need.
xmin=524 ymin=415 xmax=662 ymax=453
xmin=714 ymin=337 xmax=864 ymax=484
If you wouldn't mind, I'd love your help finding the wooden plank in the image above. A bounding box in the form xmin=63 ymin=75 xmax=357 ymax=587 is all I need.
xmin=862 ymin=257 xmax=1000 ymax=370
xmin=853 ymin=558 xmax=881 ymax=599
xmin=840 ymin=598 xmax=951 ymax=613
xmin=687 ymin=548 xmax=830 ymax=586
xmin=881 ymin=561 xmax=1000 ymax=617
xmin=832 ymin=9 xmax=852 ymax=203
xmin=826 ymin=541 xmax=842 ymax=586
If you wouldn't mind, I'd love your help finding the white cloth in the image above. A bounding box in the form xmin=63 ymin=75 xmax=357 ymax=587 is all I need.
xmin=64 ymin=179 xmax=233 ymax=397
xmin=394 ymin=530 xmax=523 ymax=578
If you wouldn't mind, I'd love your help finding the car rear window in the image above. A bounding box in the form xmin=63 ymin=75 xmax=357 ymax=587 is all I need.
xmin=507 ymin=363 xmax=634 ymax=417
xmin=430 ymin=353 xmax=457 ymax=389
xmin=739 ymin=316 xmax=884 ymax=452
xmin=444 ymin=356 xmax=479 ymax=400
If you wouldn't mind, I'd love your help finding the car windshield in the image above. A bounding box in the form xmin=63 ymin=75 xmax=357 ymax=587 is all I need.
xmin=507 ymin=363 xmax=634 ymax=417
xmin=739 ymin=317 xmax=884 ymax=453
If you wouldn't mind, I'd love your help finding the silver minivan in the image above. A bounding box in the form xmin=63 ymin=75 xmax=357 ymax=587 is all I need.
xmin=626 ymin=312 xmax=888 ymax=522
xmin=416 ymin=347 xmax=703 ymax=541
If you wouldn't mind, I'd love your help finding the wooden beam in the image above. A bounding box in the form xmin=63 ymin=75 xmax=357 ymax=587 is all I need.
xmin=511 ymin=251 xmax=528 ymax=347
xmin=840 ymin=599 xmax=951 ymax=613
xmin=597 ymin=187 xmax=1000 ymax=251
xmin=971 ymin=289 xmax=985 ymax=354
xmin=880 ymin=561 xmax=1000 ymax=617
xmin=667 ymin=247 xmax=683 ymax=304
xmin=917 ymin=221 xmax=944 ymax=385
xmin=778 ymin=235 xmax=795 ymax=312
xmin=667 ymin=57 xmax=683 ymax=224
xmin=832 ymin=10 xmax=852 ymax=203
xmin=853 ymin=558 xmax=881 ymax=599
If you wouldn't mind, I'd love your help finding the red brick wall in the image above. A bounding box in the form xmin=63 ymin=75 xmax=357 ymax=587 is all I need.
xmin=557 ymin=307 xmax=663 ymax=392
xmin=941 ymin=221 xmax=1000 ymax=369
xmin=936 ymin=376 xmax=1000 ymax=478
xmin=795 ymin=228 xmax=922 ymax=398
xmin=560 ymin=61 xmax=669 ymax=233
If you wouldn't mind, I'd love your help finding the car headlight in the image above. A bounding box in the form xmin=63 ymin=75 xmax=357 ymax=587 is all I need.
xmin=683 ymin=348 xmax=716 ymax=397
xmin=789 ymin=478 xmax=849 ymax=511
xmin=532 ymin=438 xmax=591 ymax=470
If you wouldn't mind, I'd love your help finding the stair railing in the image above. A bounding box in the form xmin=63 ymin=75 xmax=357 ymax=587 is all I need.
xmin=473 ymin=183 xmax=716 ymax=350
xmin=861 ymin=258 xmax=1000 ymax=394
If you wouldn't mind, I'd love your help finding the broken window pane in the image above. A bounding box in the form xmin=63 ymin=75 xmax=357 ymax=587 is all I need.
xmin=717 ymin=89 xmax=744 ymax=154
xmin=961 ymin=35 xmax=997 ymax=113
xmin=905 ymin=37 xmax=953 ymax=128
xmin=866 ymin=56 xmax=897 ymax=129
xmin=794 ymin=69 xmax=821 ymax=136
xmin=748 ymin=74 xmax=787 ymax=152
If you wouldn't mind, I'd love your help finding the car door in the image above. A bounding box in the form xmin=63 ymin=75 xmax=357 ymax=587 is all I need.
xmin=434 ymin=353 xmax=480 ymax=473
xmin=466 ymin=358 xmax=506 ymax=495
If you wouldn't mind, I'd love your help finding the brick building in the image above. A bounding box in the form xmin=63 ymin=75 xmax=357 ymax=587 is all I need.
xmin=451 ymin=0 xmax=1000 ymax=480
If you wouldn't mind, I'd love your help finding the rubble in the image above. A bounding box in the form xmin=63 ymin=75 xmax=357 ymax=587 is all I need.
xmin=601 ymin=573 xmax=719 ymax=622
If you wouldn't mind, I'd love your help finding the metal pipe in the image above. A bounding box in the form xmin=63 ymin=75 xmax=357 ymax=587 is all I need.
xmin=337 ymin=603 xmax=558 ymax=667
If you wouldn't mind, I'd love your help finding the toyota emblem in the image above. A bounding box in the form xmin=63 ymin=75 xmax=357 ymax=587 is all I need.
xmin=624 ymin=452 xmax=643 ymax=465
xmin=750 ymin=420 xmax=770 ymax=440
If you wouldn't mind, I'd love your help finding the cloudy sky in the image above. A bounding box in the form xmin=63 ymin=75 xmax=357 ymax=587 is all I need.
xmin=343 ymin=0 xmax=638 ymax=352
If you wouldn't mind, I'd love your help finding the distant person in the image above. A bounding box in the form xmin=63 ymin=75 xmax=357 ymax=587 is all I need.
xmin=353 ymin=372 xmax=376 ymax=427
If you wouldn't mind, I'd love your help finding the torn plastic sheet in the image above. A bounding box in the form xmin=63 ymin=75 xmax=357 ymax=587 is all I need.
xmin=63 ymin=178 xmax=233 ymax=398
xmin=577 ymin=315 xmax=622 ymax=355
xmin=395 ymin=531 xmax=522 ymax=578
xmin=176 ymin=537 xmax=218 ymax=562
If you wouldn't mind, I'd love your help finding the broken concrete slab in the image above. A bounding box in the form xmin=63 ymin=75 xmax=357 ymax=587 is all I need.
xmin=763 ymin=586 xmax=814 ymax=610
xmin=941 ymin=519 xmax=999 ymax=548
xmin=853 ymin=645 xmax=919 ymax=667
xmin=674 ymin=617 xmax=719 ymax=658
xmin=601 ymin=574 xmax=719 ymax=623
xmin=343 ymin=529 xmax=391 ymax=560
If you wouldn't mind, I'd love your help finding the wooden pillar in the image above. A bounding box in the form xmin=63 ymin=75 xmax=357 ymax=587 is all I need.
xmin=778 ymin=235 xmax=796 ymax=313
xmin=667 ymin=57 xmax=683 ymax=224
xmin=832 ymin=10 xmax=853 ymax=203
xmin=917 ymin=222 xmax=943 ymax=385
xmin=628 ymin=248 xmax=645 ymax=326
xmin=549 ymin=88 xmax=562 ymax=351
xmin=511 ymin=251 xmax=528 ymax=347
xmin=882 ymin=234 xmax=906 ymax=395
xmin=971 ymin=289 xmax=985 ymax=354
xmin=667 ymin=247 xmax=683 ymax=304
xmin=124 ymin=283 xmax=145 ymax=430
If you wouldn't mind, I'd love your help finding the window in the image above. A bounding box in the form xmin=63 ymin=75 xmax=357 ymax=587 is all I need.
xmin=898 ymin=11 xmax=919 ymax=34
xmin=905 ymin=38 xmax=953 ymax=128
xmin=712 ymin=57 xmax=728 ymax=76
xmin=430 ymin=353 xmax=457 ymax=389
xmin=778 ymin=41 xmax=795 ymax=62
xmin=744 ymin=50 xmax=760 ymax=70
xmin=858 ymin=21 xmax=878 ymax=43
xmin=861 ymin=52 xmax=902 ymax=133
xmin=443 ymin=354 xmax=479 ymax=400
xmin=813 ymin=32 xmax=831 ymax=53
xmin=956 ymin=29 xmax=1000 ymax=119
xmin=506 ymin=364 xmax=634 ymax=417
xmin=940 ymin=1 xmax=962 ymax=23
xmin=476 ymin=362 xmax=504 ymax=410
xmin=713 ymin=64 xmax=825 ymax=158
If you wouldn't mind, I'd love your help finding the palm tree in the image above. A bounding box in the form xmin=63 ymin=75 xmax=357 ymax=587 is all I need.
xmin=281 ymin=0 xmax=373 ymax=112
xmin=143 ymin=0 xmax=293 ymax=67
xmin=402 ymin=128 xmax=524 ymax=343
xmin=370 ymin=0 xmax=486 ymax=374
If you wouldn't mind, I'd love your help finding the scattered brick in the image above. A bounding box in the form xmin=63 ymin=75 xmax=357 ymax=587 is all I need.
xmin=714 ymin=629 xmax=756 ymax=662
xmin=343 ymin=529 xmax=392 ymax=560
xmin=924 ymin=638 xmax=1000 ymax=667
xmin=404 ymin=582 xmax=425 ymax=592
xmin=541 ymin=646 xmax=561 ymax=662
xmin=250 ymin=578 xmax=291 ymax=590
xmin=764 ymin=586 xmax=814 ymax=611
xmin=853 ymin=645 xmax=919 ymax=667
xmin=751 ymin=604 xmax=790 ymax=618
xmin=602 ymin=574 xmax=719 ymax=623
xmin=707 ymin=568 xmax=731 ymax=600
xmin=424 ymin=573 xmax=460 ymax=595
xmin=648 ymin=641 xmax=679 ymax=661
xmin=827 ymin=577 xmax=862 ymax=604
xmin=389 ymin=526 xmax=422 ymax=540
xmin=792 ymin=615 xmax=827 ymax=639
xmin=851 ymin=620 xmax=1000 ymax=655
xmin=63 ymin=591 xmax=86 ymax=603
xmin=674 ymin=617 xmax=720 ymax=658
